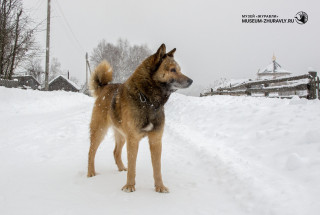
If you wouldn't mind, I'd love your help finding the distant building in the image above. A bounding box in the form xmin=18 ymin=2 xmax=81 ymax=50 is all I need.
xmin=49 ymin=75 xmax=80 ymax=92
xmin=12 ymin=75 xmax=41 ymax=90
xmin=257 ymin=54 xmax=292 ymax=80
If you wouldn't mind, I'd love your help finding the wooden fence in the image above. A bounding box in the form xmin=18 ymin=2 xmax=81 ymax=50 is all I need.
xmin=0 ymin=79 xmax=19 ymax=88
xmin=200 ymin=72 xmax=320 ymax=100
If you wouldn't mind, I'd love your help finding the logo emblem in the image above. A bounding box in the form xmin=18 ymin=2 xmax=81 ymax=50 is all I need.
xmin=295 ymin=11 xmax=308 ymax=24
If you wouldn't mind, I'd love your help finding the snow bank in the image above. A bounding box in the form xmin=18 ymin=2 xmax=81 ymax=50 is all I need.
xmin=0 ymin=87 xmax=89 ymax=114
xmin=0 ymin=87 xmax=319 ymax=215
xmin=166 ymin=94 xmax=320 ymax=214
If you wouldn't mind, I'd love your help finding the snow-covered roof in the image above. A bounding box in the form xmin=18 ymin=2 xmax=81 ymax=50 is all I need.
xmin=49 ymin=75 xmax=80 ymax=90
xmin=260 ymin=63 xmax=274 ymax=73
xmin=12 ymin=75 xmax=40 ymax=84
xmin=13 ymin=74 xmax=34 ymax=77
xmin=258 ymin=58 xmax=291 ymax=75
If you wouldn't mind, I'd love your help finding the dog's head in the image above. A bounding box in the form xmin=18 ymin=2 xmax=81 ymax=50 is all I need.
xmin=151 ymin=44 xmax=193 ymax=91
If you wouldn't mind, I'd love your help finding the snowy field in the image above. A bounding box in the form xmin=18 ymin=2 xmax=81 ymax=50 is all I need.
xmin=0 ymin=87 xmax=319 ymax=215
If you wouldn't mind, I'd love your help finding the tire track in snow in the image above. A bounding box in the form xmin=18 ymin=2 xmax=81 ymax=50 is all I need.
xmin=165 ymin=120 xmax=312 ymax=215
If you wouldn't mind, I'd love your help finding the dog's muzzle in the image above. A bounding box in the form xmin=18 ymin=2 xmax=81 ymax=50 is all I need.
xmin=172 ymin=77 xmax=193 ymax=89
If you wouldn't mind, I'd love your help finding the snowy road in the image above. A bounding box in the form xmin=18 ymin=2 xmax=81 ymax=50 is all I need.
xmin=0 ymin=87 xmax=319 ymax=215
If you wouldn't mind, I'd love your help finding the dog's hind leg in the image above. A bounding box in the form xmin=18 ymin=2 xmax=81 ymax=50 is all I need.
xmin=113 ymin=130 xmax=127 ymax=171
xmin=87 ymin=117 xmax=108 ymax=177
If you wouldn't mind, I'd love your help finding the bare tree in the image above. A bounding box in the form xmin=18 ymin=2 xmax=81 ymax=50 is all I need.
xmin=0 ymin=0 xmax=40 ymax=79
xmin=25 ymin=58 xmax=43 ymax=83
xmin=49 ymin=57 xmax=62 ymax=81
xmin=90 ymin=38 xmax=151 ymax=83
xmin=213 ymin=78 xmax=229 ymax=89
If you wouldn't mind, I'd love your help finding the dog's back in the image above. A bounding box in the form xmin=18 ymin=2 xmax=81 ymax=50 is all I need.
xmin=89 ymin=60 xmax=124 ymax=128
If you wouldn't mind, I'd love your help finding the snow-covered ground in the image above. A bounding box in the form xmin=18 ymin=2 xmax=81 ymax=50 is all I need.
xmin=0 ymin=87 xmax=319 ymax=215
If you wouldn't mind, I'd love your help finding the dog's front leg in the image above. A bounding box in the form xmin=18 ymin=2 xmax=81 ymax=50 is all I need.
xmin=148 ymin=131 xmax=169 ymax=193
xmin=122 ymin=137 xmax=140 ymax=192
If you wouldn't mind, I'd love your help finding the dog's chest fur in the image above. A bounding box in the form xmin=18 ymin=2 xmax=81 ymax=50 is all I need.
xmin=110 ymin=85 xmax=168 ymax=133
xmin=133 ymin=94 xmax=165 ymax=132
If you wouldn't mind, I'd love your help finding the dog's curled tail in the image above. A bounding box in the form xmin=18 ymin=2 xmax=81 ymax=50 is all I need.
xmin=89 ymin=60 xmax=113 ymax=97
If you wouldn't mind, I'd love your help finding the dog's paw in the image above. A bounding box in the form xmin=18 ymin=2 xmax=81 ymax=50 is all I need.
xmin=87 ymin=171 xmax=96 ymax=177
xmin=155 ymin=185 xmax=169 ymax=193
xmin=118 ymin=166 xmax=127 ymax=172
xmin=122 ymin=184 xmax=136 ymax=192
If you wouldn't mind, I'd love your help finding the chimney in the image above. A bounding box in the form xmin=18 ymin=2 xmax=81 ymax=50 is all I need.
xmin=68 ymin=70 xmax=69 ymax=79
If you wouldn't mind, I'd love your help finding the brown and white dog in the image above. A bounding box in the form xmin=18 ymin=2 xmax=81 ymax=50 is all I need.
xmin=87 ymin=44 xmax=192 ymax=192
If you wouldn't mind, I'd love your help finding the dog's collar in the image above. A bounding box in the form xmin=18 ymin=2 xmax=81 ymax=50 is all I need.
xmin=138 ymin=91 xmax=160 ymax=111
xmin=138 ymin=92 xmax=147 ymax=103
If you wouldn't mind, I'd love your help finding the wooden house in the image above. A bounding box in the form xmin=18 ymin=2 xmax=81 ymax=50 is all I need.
xmin=12 ymin=75 xmax=41 ymax=90
xmin=48 ymin=75 xmax=80 ymax=92
xmin=257 ymin=54 xmax=291 ymax=80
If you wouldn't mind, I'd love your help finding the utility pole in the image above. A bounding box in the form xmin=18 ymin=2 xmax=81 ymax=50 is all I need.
xmin=85 ymin=52 xmax=88 ymax=86
xmin=44 ymin=0 xmax=51 ymax=90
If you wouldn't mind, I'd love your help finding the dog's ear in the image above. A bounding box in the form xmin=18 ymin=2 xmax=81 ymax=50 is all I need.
xmin=167 ymin=48 xmax=176 ymax=57
xmin=154 ymin=44 xmax=166 ymax=63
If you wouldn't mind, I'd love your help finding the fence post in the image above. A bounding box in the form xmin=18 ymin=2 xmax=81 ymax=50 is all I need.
xmin=308 ymin=71 xmax=317 ymax=100
xmin=246 ymin=85 xmax=251 ymax=96
xmin=0 ymin=79 xmax=19 ymax=88
xmin=317 ymin=76 xmax=320 ymax=100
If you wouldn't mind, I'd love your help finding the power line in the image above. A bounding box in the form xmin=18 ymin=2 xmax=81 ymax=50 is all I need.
xmin=32 ymin=18 xmax=47 ymax=32
xmin=23 ymin=0 xmax=45 ymax=24
xmin=34 ymin=0 xmax=45 ymax=12
xmin=50 ymin=3 xmax=83 ymax=54
xmin=53 ymin=0 xmax=85 ymax=53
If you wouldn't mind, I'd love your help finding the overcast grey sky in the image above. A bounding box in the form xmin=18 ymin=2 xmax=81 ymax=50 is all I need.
xmin=23 ymin=0 xmax=320 ymax=86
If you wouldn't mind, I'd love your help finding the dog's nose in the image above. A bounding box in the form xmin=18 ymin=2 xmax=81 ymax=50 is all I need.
xmin=187 ymin=78 xmax=193 ymax=86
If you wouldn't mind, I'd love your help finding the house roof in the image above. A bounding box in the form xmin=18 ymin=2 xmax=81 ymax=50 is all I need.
xmin=258 ymin=55 xmax=291 ymax=75
xmin=49 ymin=75 xmax=80 ymax=90
xmin=259 ymin=63 xmax=291 ymax=74
xmin=12 ymin=75 xmax=40 ymax=85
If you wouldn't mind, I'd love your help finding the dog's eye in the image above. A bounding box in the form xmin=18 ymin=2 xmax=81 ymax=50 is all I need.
xmin=170 ymin=68 xmax=176 ymax=73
